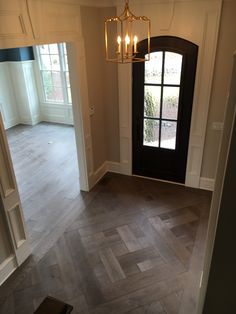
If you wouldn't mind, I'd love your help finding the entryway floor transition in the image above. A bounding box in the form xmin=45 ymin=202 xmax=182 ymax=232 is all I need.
xmin=6 ymin=122 xmax=81 ymax=257
xmin=0 ymin=168 xmax=211 ymax=313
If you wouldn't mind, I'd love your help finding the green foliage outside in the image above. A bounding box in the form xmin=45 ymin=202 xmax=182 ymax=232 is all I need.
xmin=164 ymin=94 xmax=177 ymax=109
xmin=43 ymin=71 xmax=53 ymax=100
xmin=144 ymin=91 xmax=156 ymax=143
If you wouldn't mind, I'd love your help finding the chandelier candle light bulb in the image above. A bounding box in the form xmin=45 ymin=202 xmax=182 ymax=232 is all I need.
xmin=117 ymin=36 xmax=121 ymax=54
xmin=133 ymin=35 xmax=138 ymax=53
xmin=125 ymin=35 xmax=130 ymax=54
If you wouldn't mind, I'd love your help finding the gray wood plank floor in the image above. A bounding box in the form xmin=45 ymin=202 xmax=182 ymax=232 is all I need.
xmin=1 ymin=124 xmax=211 ymax=313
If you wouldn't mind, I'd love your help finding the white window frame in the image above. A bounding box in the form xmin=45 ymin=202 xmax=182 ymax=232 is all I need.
xmin=34 ymin=43 xmax=72 ymax=106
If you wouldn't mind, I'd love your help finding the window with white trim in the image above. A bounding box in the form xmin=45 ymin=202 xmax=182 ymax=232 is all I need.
xmin=36 ymin=43 xmax=72 ymax=105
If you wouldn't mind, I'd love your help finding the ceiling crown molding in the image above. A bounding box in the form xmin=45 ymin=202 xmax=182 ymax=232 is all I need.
xmin=47 ymin=0 xmax=223 ymax=8
xmin=78 ymin=0 xmax=114 ymax=6
xmin=42 ymin=0 xmax=114 ymax=6
xmin=112 ymin=0 xmax=222 ymax=5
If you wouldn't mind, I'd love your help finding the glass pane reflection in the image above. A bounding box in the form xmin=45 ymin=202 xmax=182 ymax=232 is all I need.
xmin=145 ymin=52 xmax=163 ymax=84
xmin=143 ymin=119 xmax=160 ymax=147
xmin=164 ymin=52 xmax=182 ymax=85
xmin=160 ymin=121 xmax=177 ymax=150
xmin=162 ymin=87 xmax=180 ymax=120
xmin=144 ymin=86 xmax=161 ymax=118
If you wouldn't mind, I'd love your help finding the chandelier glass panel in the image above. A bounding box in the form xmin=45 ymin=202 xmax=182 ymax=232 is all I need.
xmin=105 ymin=0 xmax=151 ymax=63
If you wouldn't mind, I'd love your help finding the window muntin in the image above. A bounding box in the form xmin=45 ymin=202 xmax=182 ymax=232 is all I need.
xmin=143 ymin=51 xmax=183 ymax=150
xmin=36 ymin=43 xmax=72 ymax=105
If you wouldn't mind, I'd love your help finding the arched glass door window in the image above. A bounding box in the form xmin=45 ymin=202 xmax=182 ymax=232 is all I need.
xmin=132 ymin=36 xmax=198 ymax=183
xmin=143 ymin=51 xmax=183 ymax=150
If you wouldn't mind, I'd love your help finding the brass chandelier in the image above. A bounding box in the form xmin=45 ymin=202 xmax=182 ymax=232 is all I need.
xmin=105 ymin=0 xmax=151 ymax=63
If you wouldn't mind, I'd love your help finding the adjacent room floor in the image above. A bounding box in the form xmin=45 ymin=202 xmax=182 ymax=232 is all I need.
xmin=6 ymin=123 xmax=81 ymax=256
xmin=0 ymin=172 xmax=211 ymax=314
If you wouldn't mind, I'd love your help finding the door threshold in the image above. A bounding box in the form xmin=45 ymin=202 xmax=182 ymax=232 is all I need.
xmin=132 ymin=174 xmax=185 ymax=187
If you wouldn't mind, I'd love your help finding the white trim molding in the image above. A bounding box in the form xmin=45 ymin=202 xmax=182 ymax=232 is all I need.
xmin=185 ymin=2 xmax=222 ymax=188
xmin=107 ymin=161 xmax=121 ymax=174
xmin=48 ymin=0 xmax=113 ymax=6
xmin=199 ymin=177 xmax=215 ymax=191
xmin=0 ymin=255 xmax=17 ymax=286
xmin=8 ymin=61 xmax=41 ymax=126
xmin=90 ymin=161 xmax=214 ymax=192
xmin=90 ymin=161 xmax=108 ymax=188
xmin=89 ymin=161 xmax=121 ymax=189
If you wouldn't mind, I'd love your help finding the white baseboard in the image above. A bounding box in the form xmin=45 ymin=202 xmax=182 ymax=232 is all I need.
xmin=40 ymin=103 xmax=74 ymax=126
xmin=89 ymin=161 xmax=108 ymax=189
xmin=41 ymin=115 xmax=73 ymax=125
xmin=107 ymin=161 xmax=121 ymax=173
xmin=42 ymin=117 xmax=72 ymax=124
xmin=19 ymin=116 xmax=36 ymax=126
xmin=185 ymin=172 xmax=200 ymax=188
xmin=90 ymin=162 xmax=215 ymax=192
xmin=199 ymin=177 xmax=215 ymax=191
xmin=89 ymin=161 xmax=122 ymax=189
xmin=4 ymin=117 xmax=19 ymax=130
xmin=32 ymin=114 xmax=41 ymax=126
xmin=0 ymin=255 xmax=17 ymax=286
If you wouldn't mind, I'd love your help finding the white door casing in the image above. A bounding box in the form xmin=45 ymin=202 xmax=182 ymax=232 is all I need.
xmin=117 ymin=0 xmax=222 ymax=188
xmin=0 ymin=111 xmax=30 ymax=285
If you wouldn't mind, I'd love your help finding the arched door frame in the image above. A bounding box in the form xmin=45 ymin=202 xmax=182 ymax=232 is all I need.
xmin=132 ymin=35 xmax=198 ymax=183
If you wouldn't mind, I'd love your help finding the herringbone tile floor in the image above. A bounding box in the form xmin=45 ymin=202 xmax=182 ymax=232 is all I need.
xmin=0 ymin=173 xmax=211 ymax=314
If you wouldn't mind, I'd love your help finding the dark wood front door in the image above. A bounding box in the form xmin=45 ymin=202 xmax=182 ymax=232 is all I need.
xmin=132 ymin=36 xmax=198 ymax=183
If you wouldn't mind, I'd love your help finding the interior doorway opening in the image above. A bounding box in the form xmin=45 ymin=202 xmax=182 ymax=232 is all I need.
xmin=0 ymin=42 xmax=84 ymax=255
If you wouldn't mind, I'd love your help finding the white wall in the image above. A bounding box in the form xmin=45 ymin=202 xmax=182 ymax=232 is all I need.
xmin=40 ymin=103 xmax=74 ymax=125
xmin=0 ymin=60 xmax=41 ymax=128
xmin=0 ymin=58 xmax=74 ymax=129
xmin=201 ymin=0 xmax=236 ymax=179
xmin=80 ymin=6 xmax=120 ymax=172
xmin=9 ymin=61 xmax=41 ymax=126
xmin=0 ymin=63 xmax=19 ymax=129
xmin=197 ymin=51 xmax=236 ymax=314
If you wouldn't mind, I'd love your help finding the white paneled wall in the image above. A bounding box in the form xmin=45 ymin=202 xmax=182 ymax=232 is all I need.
xmin=0 ymin=63 xmax=19 ymax=129
xmin=9 ymin=61 xmax=40 ymax=126
xmin=0 ymin=60 xmax=40 ymax=129
xmin=0 ymin=59 xmax=74 ymax=129
xmin=40 ymin=103 xmax=74 ymax=125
